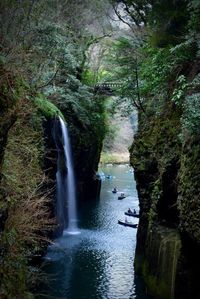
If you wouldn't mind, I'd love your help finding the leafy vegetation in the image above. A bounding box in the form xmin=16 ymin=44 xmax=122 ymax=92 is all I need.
xmin=0 ymin=98 xmax=55 ymax=299
xmin=34 ymin=95 xmax=63 ymax=119
xmin=0 ymin=1 xmax=111 ymax=297
xmin=1 ymin=0 xmax=200 ymax=298
xmin=123 ymin=2 xmax=200 ymax=297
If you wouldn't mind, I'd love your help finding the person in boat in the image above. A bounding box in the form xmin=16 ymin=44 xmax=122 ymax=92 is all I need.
xmin=133 ymin=209 xmax=136 ymax=214
xmin=128 ymin=208 xmax=132 ymax=213
xmin=113 ymin=187 xmax=117 ymax=192
xmin=125 ymin=217 xmax=128 ymax=223
xmin=121 ymin=192 xmax=125 ymax=197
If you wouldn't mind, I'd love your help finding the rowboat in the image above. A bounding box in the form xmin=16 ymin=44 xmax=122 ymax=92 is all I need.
xmin=112 ymin=189 xmax=118 ymax=193
xmin=118 ymin=220 xmax=138 ymax=228
xmin=124 ymin=211 xmax=140 ymax=218
xmin=118 ymin=195 xmax=126 ymax=200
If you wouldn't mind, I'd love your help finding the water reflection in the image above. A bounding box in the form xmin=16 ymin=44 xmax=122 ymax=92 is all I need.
xmin=39 ymin=165 xmax=150 ymax=299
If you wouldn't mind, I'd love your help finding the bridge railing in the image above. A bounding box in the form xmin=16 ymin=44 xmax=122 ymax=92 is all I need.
xmin=94 ymin=82 xmax=125 ymax=89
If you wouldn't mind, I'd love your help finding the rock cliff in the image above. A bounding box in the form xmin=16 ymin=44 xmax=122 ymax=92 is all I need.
xmin=130 ymin=73 xmax=200 ymax=299
xmin=0 ymin=70 xmax=105 ymax=297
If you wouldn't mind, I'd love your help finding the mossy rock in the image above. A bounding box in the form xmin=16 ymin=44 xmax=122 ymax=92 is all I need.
xmin=139 ymin=225 xmax=181 ymax=299
xmin=33 ymin=95 xmax=63 ymax=119
xmin=178 ymin=135 xmax=200 ymax=242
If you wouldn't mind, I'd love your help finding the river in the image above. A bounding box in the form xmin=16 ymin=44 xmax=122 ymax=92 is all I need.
xmin=39 ymin=164 xmax=150 ymax=299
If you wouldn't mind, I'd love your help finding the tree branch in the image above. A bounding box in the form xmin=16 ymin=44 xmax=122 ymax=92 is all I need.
xmin=112 ymin=4 xmax=134 ymax=29
xmin=37 ymin=69 xmax=59 ymax=89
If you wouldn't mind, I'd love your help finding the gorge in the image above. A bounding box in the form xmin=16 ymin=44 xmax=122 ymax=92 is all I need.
xmin=0 ymin=1 xmax=200 ymax=299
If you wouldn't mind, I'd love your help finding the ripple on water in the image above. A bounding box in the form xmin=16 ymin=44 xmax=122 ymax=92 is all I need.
xmin=40 ymin=165 xmax=149 ymax=299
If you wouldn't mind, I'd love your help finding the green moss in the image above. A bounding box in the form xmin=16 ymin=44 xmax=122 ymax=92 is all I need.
xmin=178 ymin=135 xmax=200 ymax=242
xmin=2 ymin=101 xmax=43 ymax=202
xmin=34 ymin=95 xmax=64 ymax=119
xmin=0 ymin=98 xmax=53 ymax=298
xmin=142 ymin=260 xmax=169 ymax=299
xmin=0 ymin=70 xmax=27 ymax=113
xmin=134 ymin=254 xmax=144 ymax=274
xmin=138 ymin=226 xmax=181 ymax=299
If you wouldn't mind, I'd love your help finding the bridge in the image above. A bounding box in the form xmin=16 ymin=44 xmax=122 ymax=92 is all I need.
xmin=94 ymin=81 xmax=126 ymax=95
xmin=95 ymin=82 xmax=124 ymax=88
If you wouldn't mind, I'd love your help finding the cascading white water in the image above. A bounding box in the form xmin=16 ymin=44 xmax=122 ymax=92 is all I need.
xmin=57 ymin=116 xmax=79 ymax=235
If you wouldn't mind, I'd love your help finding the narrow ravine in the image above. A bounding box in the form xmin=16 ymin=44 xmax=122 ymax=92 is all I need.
xmin=1 ymin=2 xmax=200 ymax=298
xmin=39 ymin=165 xmax=150 ymax=299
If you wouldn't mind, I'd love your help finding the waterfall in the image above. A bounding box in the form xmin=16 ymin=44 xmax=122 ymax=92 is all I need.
xmin=55 ymin=116 xmax=79 ymax=235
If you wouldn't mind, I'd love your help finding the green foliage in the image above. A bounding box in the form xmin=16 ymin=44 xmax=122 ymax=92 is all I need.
xmin=178 ymin=133 xmax=200 ymax=242
xmin=0 ymin=1 xmax=109 ymax=298
xmin=82 ymin=69 xmax=96 ymax=85
xmin=107 ymin=0 xmax=197 ymax=115
xmin=140 ymin=40 xmax=194 ymax=99
xmin=150 ymin=0 xmax=188 ymax=46
xmin=102 ymin=36 xmax=144 ymax=113
xmin=0 ymin=98 xmax=54 ymax=298
xmin=172 ymin=75 xmax=188 ymax=105
xmin=104 ymin=37 xmax=137 ymax=82
xmin=82 ymin=68 xmax=109 ymax=85
xmin=180 ymin=72 xmax=200 ymax=136
xmin=34 ymin=95 xmax=63 ymax=119
xmin=0 ymin=0 xmax=109 ymax=142
xmin=0 ymin=54 xmax=6 ymax=65
xmin=0 ymin=68 xmax=27 ymax=112
xmin=182 ymin=92 xmax=200 ymax=135
xmin=140 ymin=46 xmax=171 ymax=97
xmin=102 ymin=25 xmax=194 ymax=114
xmin=188 ymin=0 xmax=200 ymax=32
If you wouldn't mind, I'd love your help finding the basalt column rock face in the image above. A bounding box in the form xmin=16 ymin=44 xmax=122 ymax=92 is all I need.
xmin=141 ymin=225 xmax=181 ymax=299
xmin=176 ymin=134 xmax=200 ymax=299
xmin=178 ymin=135 xmax=200 ymax=243
xmin=130 ymin=98 xmax=200 ymax=299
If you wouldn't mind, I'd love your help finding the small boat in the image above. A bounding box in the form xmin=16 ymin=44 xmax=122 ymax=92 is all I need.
xmin=124 ymin=211 xmax=140 ymax=218
xmin=112 ymin=189 xmax=118 ymax=193
xmin=118 ymin=195 xmax=126 ymax=200
xmin=112 ymin=187 xmax=118 ymax=193
xmin=118 ymin=220 xmax=138 ymax=228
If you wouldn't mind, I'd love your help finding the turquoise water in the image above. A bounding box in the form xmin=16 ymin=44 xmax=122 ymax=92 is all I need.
xmin=39 ymin=164 xmax=149 ymax=299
